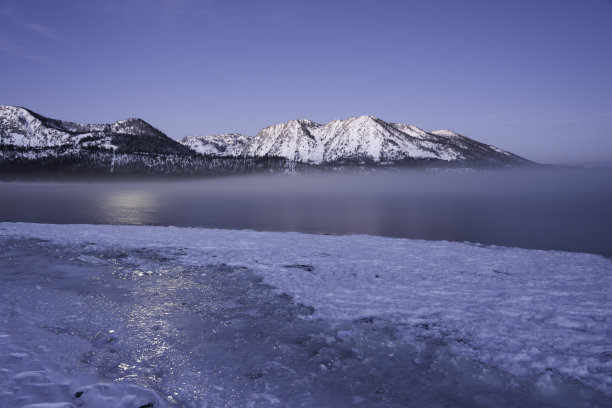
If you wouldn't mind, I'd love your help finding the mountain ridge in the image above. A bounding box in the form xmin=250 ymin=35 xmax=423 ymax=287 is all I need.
xmin=1 ymin=105 xmax=192 ymax=155
xmin=182 ymin=115 xmax=527 ymax=165
xmin=1 ymin=106 xmax=530 ymax=177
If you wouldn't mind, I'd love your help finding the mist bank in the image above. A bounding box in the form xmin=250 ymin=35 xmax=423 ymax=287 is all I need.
xmin=1 ymin=168 xmax=611 ymax=257
xmin=0 ymin=150 xmax=535 ymax=181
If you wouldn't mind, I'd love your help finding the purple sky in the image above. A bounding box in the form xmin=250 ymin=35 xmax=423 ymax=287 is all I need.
xmin=1 ymin=0 xmax=611 ymax=165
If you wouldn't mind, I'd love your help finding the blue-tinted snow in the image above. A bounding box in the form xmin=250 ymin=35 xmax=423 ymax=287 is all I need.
xmin=0 ymin=223 xmax=610 ymax=407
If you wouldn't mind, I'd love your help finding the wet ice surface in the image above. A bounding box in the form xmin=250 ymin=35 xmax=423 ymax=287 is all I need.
xmin=0 ymin=223 xmax=611 ymax=407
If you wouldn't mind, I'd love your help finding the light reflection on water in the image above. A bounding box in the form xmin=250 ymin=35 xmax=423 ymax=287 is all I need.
xmin=98 ymin=190 xmax=161 ymax=225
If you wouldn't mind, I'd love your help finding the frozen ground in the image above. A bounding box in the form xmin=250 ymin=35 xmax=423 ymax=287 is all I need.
xmin=0 ymin=223 xmax=610 ymax=407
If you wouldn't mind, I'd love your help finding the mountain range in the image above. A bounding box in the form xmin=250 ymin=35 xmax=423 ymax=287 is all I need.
xmin=0 ymin=106 xmax=529 ymax=177
xmin=182 ymin=115 xmax=525 ymax=165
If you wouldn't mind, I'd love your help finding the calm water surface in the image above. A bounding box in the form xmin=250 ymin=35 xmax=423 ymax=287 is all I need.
xmin=1 ymin=168 xmax=611 ymax=257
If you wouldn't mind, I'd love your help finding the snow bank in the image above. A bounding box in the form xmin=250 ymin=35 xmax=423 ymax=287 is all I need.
xmin=1 ymin=222 xmax=610 ymax=404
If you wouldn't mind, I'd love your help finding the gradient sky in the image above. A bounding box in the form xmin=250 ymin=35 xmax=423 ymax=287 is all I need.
xmin=1 ymin=0 xmax=611 ymax=165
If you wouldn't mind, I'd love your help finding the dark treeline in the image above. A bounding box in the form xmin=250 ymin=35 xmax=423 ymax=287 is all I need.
xmin=0 ymin=146 xmax=537 ymax=181
xmin=0 ymin=148 xmax=299 ymax=180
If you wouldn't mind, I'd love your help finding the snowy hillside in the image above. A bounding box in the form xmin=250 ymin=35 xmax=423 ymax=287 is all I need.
xmin=183 ymin=115 xmax=527 ymax=165
xmin=0 ymin=106 xmax=292 ymax=176
xmin=181 ymin=133 xmax=248 ymax=156
xmin=0 ymin=105 xmax=192 ymax=155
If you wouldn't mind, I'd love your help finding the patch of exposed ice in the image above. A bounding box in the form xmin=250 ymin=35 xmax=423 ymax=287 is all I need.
xmin=1 ymin=223 xmax=610 ymax=406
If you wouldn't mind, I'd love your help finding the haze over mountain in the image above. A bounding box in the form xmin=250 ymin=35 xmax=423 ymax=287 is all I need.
xmin=1 ymin=106 xmax=529 ymax=177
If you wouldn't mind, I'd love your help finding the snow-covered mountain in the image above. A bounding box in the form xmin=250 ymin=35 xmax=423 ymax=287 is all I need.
xmin=181 ymin=115 xmax=527 ymax=165
xmin=0 ymin=105 xmax=192 ymax=155
xmin=1 ymin=106 xmax=529 ymax=177
xmin=0 ymin=106 xmax=296 ymax=177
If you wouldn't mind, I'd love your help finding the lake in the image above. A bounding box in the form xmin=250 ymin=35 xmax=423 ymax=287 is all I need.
xmin=1 ymin=168 xmax=611 ymax=257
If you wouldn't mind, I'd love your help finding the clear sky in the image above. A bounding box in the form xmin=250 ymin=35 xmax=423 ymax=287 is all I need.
xmin=1 ymin=0 xmax=611 ymax=165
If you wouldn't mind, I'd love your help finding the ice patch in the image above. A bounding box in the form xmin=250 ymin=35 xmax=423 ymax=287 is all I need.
xmin=1 ymin=223 xmax=610 ymax=407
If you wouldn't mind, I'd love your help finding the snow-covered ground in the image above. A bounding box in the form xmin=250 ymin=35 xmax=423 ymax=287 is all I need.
xmin=0 ymin=223 xmax=610 ymax=407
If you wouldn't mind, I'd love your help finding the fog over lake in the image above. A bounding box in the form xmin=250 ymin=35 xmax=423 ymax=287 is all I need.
xmin=1 ymin=168 xmax=611 ymax=257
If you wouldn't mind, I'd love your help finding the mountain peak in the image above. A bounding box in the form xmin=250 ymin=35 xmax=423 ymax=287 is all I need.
xmin=113 ymin=118 xmax=147 ymax=127
xmin=286 ymin=119 xmax=318 ymax=126
xmin=0 ymin=105 xmax=35 ymax=121
xmin=336 ymin=115 xmax=381 ymax=125
xmin=430 ymin=129 xmax=461 ymax=138
xmin=355 ymin=115 xmax=378 ymax=121
xmin=1 ymin=105 xmax=29 ymax=114
xmin=110 ymin=118 xmax=167 ymax=139
xmin=1 ymin=106 xmax=190 ymax=155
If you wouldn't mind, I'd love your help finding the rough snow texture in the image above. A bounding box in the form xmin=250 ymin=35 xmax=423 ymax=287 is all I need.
xmin=0 ymin=222 xmax=610 ymax=403
xmin=0 ymin=106 xmax=108 ymax=149
xmin=182 ymin=116 xmax=526 ymax=164
xmin=181 ymin=133 xmax=248 ymax=156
